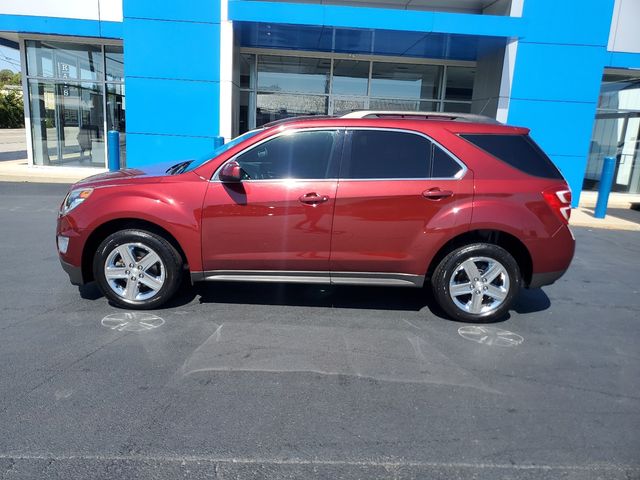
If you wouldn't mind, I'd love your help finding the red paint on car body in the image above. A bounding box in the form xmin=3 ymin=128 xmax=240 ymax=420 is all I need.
xmin=57 ymin=116 xmax=575 ymax=295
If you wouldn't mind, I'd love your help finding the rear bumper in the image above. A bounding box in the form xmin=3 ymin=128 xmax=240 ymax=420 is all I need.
xmin=529 ymin=270 xmax=566 ymax=288
xmin=60 ymin=258 xmax=84 ymax=286
xmin=527 ymin=223 xmax=574 ymax=288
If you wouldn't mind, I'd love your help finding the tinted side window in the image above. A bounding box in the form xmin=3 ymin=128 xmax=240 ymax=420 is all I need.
xmin=235 ymin=130 xmax=339 ymax=180
xmin=460 ymin=134 xmax=563 ymax=179
xmin=432 ymin=145 xmax=463 ymax=178
xmin=343 ymin=130 xmax=431 ymax=179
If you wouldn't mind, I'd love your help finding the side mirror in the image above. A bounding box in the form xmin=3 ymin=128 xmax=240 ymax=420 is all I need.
xmin=219 ymin=160 xmax=243 ymax=183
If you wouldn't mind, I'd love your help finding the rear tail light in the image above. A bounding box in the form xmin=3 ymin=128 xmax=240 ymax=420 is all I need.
xmin=543 ymin=187 xmax=572 ymax=223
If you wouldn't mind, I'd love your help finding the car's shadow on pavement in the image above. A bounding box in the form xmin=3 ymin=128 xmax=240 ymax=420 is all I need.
xmin=187 ymin=281 xmax=551 ymax=323
xmin=79 ymin=279 xmax=551 ymax=323
xmin=512 ymin=287 xmax=551 ymax=314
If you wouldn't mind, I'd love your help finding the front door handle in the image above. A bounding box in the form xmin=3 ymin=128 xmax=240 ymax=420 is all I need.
xmin=422 ymin=188 xmax=454 ymax=200
xmin=299 ymin=192 xmax=330 ymax=205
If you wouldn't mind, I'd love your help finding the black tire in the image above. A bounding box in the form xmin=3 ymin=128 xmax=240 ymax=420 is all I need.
xmin=93 ymin=229 xmax=183 ymax=309
xmin=431 ymin=243 xmax=521 ymax=323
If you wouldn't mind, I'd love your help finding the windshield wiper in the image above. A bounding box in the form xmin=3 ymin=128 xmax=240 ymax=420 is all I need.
xmin=165 ymin=161 xmax=193 ymax=175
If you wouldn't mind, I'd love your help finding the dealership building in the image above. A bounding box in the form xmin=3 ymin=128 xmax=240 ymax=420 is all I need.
xmin=1 ymin=0 xmax=639 ymax=204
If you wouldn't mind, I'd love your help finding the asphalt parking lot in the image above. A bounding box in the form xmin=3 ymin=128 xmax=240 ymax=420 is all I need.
xmin=0 ymin=182 xmax=639 ymax=480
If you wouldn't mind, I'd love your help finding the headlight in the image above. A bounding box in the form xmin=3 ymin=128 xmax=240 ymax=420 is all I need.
xmin=60 ymin=188 xmax=93 ymax=215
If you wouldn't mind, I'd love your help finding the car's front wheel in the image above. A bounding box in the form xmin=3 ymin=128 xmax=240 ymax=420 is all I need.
xmin=431 ymin=243 xmax=521 ymax=323
xmin=93 ymin=229 xmax=183 ymax=309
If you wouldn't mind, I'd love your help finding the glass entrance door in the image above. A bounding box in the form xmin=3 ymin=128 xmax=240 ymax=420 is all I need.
xmin=28 ymin=80 xmax=105 ymax=167
xmin=586 ymin=112 xmax=640 ymax=194
xmin=614 ymin=113 xmax=640 ymax=193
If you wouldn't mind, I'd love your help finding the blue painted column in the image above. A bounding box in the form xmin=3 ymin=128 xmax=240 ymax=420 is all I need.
xmin=594 ymin=156 xmax=617 ymax=218
xmin=107 ymin=131 xmax=120 ymax=171
xmin=122 ymin=0 xmax=222 ymax=167
xmin=506 ymin=0 xmax=616 ymax=207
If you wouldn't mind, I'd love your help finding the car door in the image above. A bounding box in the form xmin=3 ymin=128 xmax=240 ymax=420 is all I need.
xmin=200 ymin=128 xmax=343 ymax=277
xmin=329 ymin=128 xmax=473 ymax=284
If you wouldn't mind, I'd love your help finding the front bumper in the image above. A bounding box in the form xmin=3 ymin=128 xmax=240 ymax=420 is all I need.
xmin=59 ymin=258 xmax=84 ymax=286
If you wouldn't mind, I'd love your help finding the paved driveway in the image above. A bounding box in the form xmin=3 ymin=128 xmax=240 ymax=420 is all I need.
xmin=0 ymin=182 xmax=638 ymax=479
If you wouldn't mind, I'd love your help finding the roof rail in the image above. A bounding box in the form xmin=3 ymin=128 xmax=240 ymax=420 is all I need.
xmin=260 ymin=111 xmax=501 ymax=129
xmin=262 ymin=115 xmax=335 ymax=129
xmin=341 ymin=110 xmax=501 ymax=124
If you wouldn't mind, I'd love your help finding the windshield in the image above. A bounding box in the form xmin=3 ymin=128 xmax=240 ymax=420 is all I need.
xmin=183 ymin=129 xmax=262 ymax=172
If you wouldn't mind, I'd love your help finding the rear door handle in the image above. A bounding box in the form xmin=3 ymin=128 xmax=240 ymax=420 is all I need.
xmin=299 ymin=192 xmax=330 ymax=205
xmin=422 ymin=188 xmax=454 ymax=200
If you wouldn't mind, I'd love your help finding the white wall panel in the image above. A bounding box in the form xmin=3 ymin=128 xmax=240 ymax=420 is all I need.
xmin=0 ymin=0 xmax=122 ymax=22
xmin=99 ymin=0 xmax=123 ymax=22
xmin=608 ymin=0 xmax=640 ymax=54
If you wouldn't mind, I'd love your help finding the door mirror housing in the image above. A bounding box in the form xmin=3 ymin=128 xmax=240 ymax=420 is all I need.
xmin=219 ymin=161 xmax=243 ymax=183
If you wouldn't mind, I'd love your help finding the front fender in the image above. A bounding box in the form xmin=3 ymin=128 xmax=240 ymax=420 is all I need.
xmin=62 ymin=175 xmax=208 ymax=272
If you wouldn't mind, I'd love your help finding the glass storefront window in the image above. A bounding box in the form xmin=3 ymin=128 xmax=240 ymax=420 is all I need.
xmin=26 ymin=40 xmax=103 ymax=81
xmin=28 ymin=79 xmax=105 ymax=167
xmin=240 ymin=54 xmax=255 ymax=89
xmin=370 ymin=62 xmax=442 ymax=100
xmin=25 ymin=40 xmax=124 ymax=168
xmin=331 ymin=97 xmax=368 ymax=115
xmin=586 ymin=72 xmax=640 ymax=194
xmin=105 ymin=45 xmax=124 ymax=82
xmin=332 ymin=59 xmax=369 ymax=96
xmin=239 ymin=90 xmax=252 ymax=134
xmin=258 ymin=56 xmax=330 ymax=95
xmin=442 ymin=102 xmax=472 ymax=113
xmin=256 ymin=92 xmax=328 ymax=127
xmin=107 ymin=83 xmax=126 ymax=165
xmin=445 ymin=66 xmax=475 ymax=101
xmin=240 ymin=53 xmax=476 ymax=130
xmin=598 ymin=74 xmax=640 ymax=111
xmin=369 ymin=98 xmax=437 ymax=111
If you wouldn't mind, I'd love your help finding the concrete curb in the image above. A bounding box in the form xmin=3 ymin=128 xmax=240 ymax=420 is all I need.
xmin=0 ymin=175 xmax=79 ymax=184
xmin=0 ymin=160 xmax=100 ymax=184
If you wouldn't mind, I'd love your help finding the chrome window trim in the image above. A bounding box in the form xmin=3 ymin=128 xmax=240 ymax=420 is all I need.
xmin=211 ymin=127 xmax=345 ymax=182
xmin=342 ymin=127 xmax=467 ymax=181
xmin=211 ymin=126 xmax=467 ymax=183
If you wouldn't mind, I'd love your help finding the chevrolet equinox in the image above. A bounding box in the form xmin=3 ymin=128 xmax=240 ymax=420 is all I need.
xmin=57 ymin=111 xmax=575 ymax=322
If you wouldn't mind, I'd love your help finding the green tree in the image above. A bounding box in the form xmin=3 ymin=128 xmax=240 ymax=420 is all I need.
xmin=0 ymin=69 xmax=21 ymax=86
xmin=0 ymin=69 xmax=25 ymax=128
xmin=0 ymin=91 xmax=24 ymax=128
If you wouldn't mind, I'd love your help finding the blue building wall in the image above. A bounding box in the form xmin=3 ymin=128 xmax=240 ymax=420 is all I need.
xmin=506 ymin=0 xmax=617 ymax=205
xmin=3 ymin=0 xmax=640 ymax=196
xmin=122 ymin=0 xmax=222 ymax=166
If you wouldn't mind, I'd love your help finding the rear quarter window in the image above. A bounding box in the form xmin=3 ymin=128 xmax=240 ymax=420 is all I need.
xmin=460 ymin=134 xmax=563 ymax=180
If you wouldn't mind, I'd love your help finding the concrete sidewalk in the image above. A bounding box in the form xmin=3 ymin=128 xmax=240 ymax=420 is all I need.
xmin=570 ymin=206 xmax=640 ymax=231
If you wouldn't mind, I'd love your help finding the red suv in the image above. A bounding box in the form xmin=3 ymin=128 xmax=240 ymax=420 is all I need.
xmin=57 ymin=112 xmax=575 ymax=322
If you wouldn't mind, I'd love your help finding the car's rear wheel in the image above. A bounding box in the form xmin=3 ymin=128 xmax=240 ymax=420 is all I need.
xmin=93 ymin=229 xmax=183 ymax=309
xmin=431 ymin=243 xmax=521 ymax=323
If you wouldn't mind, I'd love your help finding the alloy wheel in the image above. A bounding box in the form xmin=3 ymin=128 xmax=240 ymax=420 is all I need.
xmin=448 ymin=256 xmax=510 ymax=315
xmin=104 ymin=242 xmax=166 ymax=302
